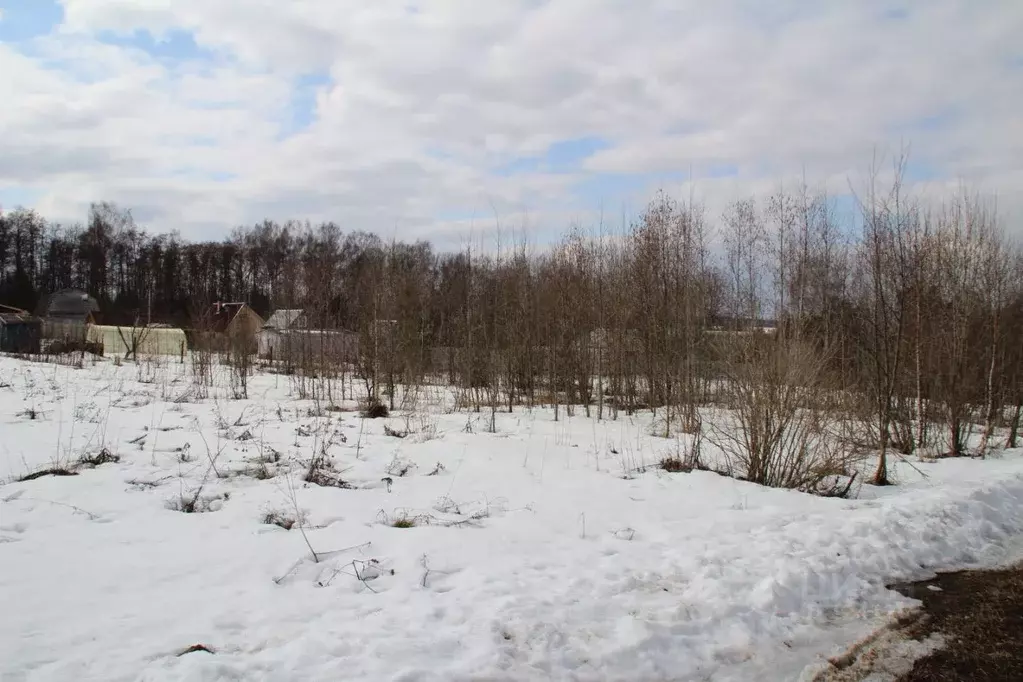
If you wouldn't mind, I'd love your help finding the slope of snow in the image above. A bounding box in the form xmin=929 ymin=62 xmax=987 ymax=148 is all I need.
xmin=2 ymin=356 xmax=1022 ymax=682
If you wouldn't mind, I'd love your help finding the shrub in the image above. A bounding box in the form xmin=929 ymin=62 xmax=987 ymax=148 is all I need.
xmin=386 ymin=455 xmax=415 ymax=477
xmin=658 ymin=456 xmax=688 ymax=473
xmin=262 ymin=508 xmax=299 ymax=530
xmin=383 ymin=424 xmax=408 ymax=438
xmin=78 ymin=448 xmax=120 ymax=468
xmin=361 ymin=399 xmax=389 ymax=419
xmin=657 ymin=430 xmax=704 ymax=474
xmin=709 ymin=336 xmax=861 ymax=493
xmin=168 ymin=491 xmax=228 ymax=513
xmin=305 ymin=468 xmax=354 ymax=488
xmin=378 ymin=509 xmax=430 ymax=528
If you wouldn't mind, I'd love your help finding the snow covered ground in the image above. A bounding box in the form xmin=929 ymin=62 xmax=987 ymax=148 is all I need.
xmin=2 ymin=355 xmax=1023 ymax=682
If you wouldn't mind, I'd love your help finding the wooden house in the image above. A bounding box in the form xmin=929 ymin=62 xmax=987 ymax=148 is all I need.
xmin=257 ymin=309 xmax=358 ymax=365
xmin=0 ymin=305 xmax=42 ymax=354
xmin=35 ymin=289 xmax=100 ymax=348
xmin=202 ymin=302 xmax=264 ymax=353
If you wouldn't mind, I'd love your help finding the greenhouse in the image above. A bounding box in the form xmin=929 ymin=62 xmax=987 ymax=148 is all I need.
xmin=87 ymin=325 xmax=188 ymax=357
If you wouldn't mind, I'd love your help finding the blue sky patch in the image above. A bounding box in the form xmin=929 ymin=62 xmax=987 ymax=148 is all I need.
xmin=0 ymin=186 xmax=46 ymax=212
xmin=94 ymin=28 xmax=217 ymax=64
xmin=546 ymin=136 xmax=611 ymax=171
xmin=496 ymin=136 xmax=611 ymax=176
xmin=573 ymin=170 xmax=691 ymax=209
xmin=280 ymin=72 xmax=331 ymax=138
xmin=495 ymin=156 xmax=539 ymax=176
xmin=0 ymin=0 xmax=62 ymax=42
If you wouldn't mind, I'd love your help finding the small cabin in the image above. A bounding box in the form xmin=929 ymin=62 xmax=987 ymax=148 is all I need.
xmin=194 ymin=302 xmax=264 ymax=353
xmin=264 ymin=309 xmax=306 ymax=331
xmin=0 ymin=305 xmax=42 ymax=354
xmin=35 ymin=289 xmax=100 ymax=349
xmin=258 ymin=309 xmax=358 ymax=365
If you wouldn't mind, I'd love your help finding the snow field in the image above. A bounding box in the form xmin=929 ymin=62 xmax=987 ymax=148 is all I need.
xmin=2 ymin=355 xmax=1023 ymax=681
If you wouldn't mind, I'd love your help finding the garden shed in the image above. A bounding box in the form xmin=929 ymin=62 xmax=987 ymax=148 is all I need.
xmin=198 ymin=302 xmax=264 ymax=353
xmin=36 ymin=289 xmax=100 ymax=344
xmin=258 ymin=308 xmax=358 ymax=364
xmin=0 ymin=305 xmax=42 ymax=354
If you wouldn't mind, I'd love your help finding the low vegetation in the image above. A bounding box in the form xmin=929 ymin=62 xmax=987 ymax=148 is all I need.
xmin=167 ymin=491 xmax=229 ymax=514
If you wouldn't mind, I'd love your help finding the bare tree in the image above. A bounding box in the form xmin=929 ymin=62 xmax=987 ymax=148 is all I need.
xmin=853 ymin=155 xmax=915 ymax=483
xmin=1002 ymin=256 xmax=1023 ymax=448
xmin=930 ymin=193 xmax=999 ymax=456
xmin=115 ymin=318 xmax=153 ymax=362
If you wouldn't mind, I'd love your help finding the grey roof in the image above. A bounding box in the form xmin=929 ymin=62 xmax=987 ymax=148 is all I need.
xmin=1 ymin=310 xmax=40 ymax=324
xmin=265 ymin=309 xmax=304 ymax=330
xmin=39 ymin=290 xmax=99 ymax=321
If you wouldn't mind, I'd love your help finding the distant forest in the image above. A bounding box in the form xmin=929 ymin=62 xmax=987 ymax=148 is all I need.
xmin=3 ymin=167 xmax=1023 ymax=480
xmin=0 ymin=202 xmax=441 ymax=330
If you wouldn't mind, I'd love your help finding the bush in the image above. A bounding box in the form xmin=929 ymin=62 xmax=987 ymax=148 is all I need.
xmin=78 ymin=448 xmax=120 ymax=468
xmin=658 ymin=456 xmax=688 ymax=473
xmin=262 ymin=508 xmax=299 ymax=530
xmin=383 ymin=424 xmax=408 ymax=438
xmin=168 ymin=491 xmax=228 ymax=513
xmin=657 ymin=430 xmax=704 ymax=474
xmin=709 ymin=335 xmax=860 ymax=493
xmin=361 ymin=399 xmax=389 ymax=419
xmin=305 ymin=468 xmax=354 ymax=488
xmin=378 ymin=509 xmax=430 ymax=528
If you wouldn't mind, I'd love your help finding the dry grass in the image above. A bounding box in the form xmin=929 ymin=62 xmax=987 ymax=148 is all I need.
xmin=77 ymin=448 xmax=120 ymax=468
xmin=262 ymin=508 xmax=299 ymax=530
xmin=167 ymin=491 xmax=228 ymax=513
xmin=17 ymin=468 xmax=78 ymax=482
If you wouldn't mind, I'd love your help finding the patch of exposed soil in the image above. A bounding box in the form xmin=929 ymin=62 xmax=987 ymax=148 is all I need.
xmin=892 ymin=563 xmax=1023 ymax=681
xmin=813 ymin=563 xmax=1023 ymax=681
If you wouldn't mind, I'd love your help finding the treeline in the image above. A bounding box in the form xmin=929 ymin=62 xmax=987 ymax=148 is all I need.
xmin=2 ymin=160 xmax=1022 ymax=487
xmin=0 ymin=202 xmax=384 ymax=325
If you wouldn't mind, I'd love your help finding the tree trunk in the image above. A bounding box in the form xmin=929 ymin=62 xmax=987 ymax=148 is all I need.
xmin=977 ymin=316 xmax=999 ymax=456
xmin=1007 ymin=401 xmax=1022 ymax=449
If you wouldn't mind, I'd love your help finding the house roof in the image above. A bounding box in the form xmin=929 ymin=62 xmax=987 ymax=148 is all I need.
xmin=265 ymin=309 xmax=304 ymax=330
xmin=0 ymin=304 xmax=40 ymax=325
xmin=37 ymin=290 xmax=99 ymax=321
xmin=207 ymin=302 xmax=262 ymax=333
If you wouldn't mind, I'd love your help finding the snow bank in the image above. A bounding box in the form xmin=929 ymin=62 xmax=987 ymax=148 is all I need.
xmin=1 ymin=356 xmax=1022 ymax=681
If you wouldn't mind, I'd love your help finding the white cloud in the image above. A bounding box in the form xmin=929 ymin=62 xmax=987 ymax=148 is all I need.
xmin=1 ymin=0 xmax=1021 ymax=245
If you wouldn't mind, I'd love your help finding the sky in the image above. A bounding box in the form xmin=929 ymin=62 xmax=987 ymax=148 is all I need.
xmin=1 ymin=0 xmax=1021 ymax=247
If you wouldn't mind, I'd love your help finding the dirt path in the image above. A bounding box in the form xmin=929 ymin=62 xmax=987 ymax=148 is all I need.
xmin=813 ymin=563 xmax=1023 ymax=681
xmin=893 ymin=563 xmax=1023 ymax=681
